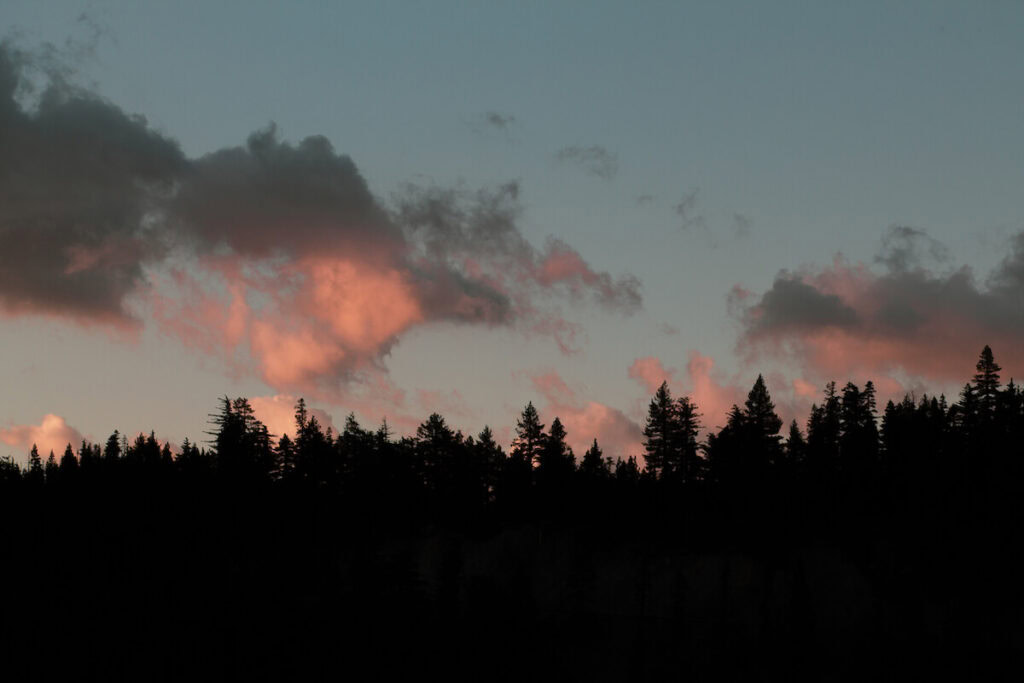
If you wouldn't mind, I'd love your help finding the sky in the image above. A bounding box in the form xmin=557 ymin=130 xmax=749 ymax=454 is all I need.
xmin=1 ymin=1 xmax=1023 ymax=463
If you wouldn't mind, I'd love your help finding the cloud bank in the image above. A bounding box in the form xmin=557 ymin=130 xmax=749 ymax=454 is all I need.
xmin=0 ymin=42 xmax=642 ymax=399
xmin=733 ymin=226 xmax=1024 ymax=383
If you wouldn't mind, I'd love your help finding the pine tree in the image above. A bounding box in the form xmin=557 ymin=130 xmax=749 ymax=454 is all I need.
xmin=642 ymin=382 xmax=675 ymax=478
xmin=475 ymin=426 xmax=505 ymax=499
xmin=276 ymin=433 xmax=295 ymax=479
xmin=27 ymin=444 xmax=44 ymax=485
xmin=538 ymin=417 xmax=575 ymax=490
xmin=511 ymin=402 xmax=545 ymax=468
xmin=78 ymin=439 xmax=94 ymax=473
xmin=45 ymin=451 xmax=58 ymax=481
xmin=416 ymin=413 xmax=456 ymax=490
xmin=743 ymin=374 xmax=783 ymax=470
xmin=104 ymin=431 xmax=121 ymax=462
xmin=579 ymin=439 xmax=608 ymax=478
xmin=59 ymin=443 xmax=78 ymax=475
xmin=675 ymin=396 xmax=703 ymax=483
xmin=614 ymin=456 xmax=641 ymax=485
xmin=973 ymin=345 xmax=1001 ymax=418
xmin=785 ymin=420 xmax=806 ymax=466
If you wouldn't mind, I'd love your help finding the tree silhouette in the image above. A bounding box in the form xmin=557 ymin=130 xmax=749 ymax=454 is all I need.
xmin=1 ymin=345 xmax=1022 ymax=680
xmin=642 ymin=381 xmax=675 ymax=478
xmin=974 ymin=344 xmax=1002 ymax=418
xmin=511 ymin=401 xmax=545 ymax=468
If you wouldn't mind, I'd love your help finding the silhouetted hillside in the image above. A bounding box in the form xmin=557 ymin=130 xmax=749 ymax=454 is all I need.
xmin=2 ymin=347 xmax=1023 ymax=680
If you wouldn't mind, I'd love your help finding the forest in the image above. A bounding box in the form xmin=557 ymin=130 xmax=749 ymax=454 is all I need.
xmin=2 ymin=346 xmax=1022 ymax=681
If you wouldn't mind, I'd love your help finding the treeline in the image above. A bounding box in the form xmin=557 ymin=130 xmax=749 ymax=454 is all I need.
xmin=3 ymin=345 xmax=1021 ymax=517
xmin=2 ymin=346 xmax=1023 ymax=680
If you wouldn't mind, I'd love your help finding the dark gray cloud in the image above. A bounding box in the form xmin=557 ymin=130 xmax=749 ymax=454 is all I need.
xmin=0 ymin=41 xmax=185 ymax=324
xmin=739 ymin=273 xmax=860 ymax=334
xmin=554 ymin=145 xmax=619 ymax=181
xmin=173 ymin=124 xmax=399 ymax=258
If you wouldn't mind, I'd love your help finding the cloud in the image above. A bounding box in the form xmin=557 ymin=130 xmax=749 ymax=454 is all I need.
xmin=481 ymin=111 xmax=515 ymax=130
xmin=627 ymin=356 xmax=679 ymax=395
xmin=733 ymin=229 xmax=1024 ymax=382
xmin=554 ymin=145 xmax=619 ymax=181
xmin=534 ymin=238 xmax=642 ymax=313
xmin=0 ymin=42 xmax=642 ymax=399
xmin=530 ymin=371 xmax=643 ymax=459
xmin=0 ymin=41 xmax=185 ymax=326
xmin=0 ymin=414 xmax=84 ymax=463
xmin=674 ymin=187 xmax=706 ymax=233
xmin=466 ymin=111 xmax=517 ymax=137
xmin=874 ymin=225 xmax=950 ymax=273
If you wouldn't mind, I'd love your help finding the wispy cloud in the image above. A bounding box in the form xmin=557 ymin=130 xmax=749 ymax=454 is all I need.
xmin=554 ymin=145 xmax=619 ymax=181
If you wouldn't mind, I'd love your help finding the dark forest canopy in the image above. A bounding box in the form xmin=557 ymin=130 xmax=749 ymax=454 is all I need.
xmin=3 ymin=346 xmax=1024 ymax=681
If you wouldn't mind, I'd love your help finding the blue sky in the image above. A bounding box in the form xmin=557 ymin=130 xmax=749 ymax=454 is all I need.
xmin=2 ymin=1 xmax=1022 ymax=459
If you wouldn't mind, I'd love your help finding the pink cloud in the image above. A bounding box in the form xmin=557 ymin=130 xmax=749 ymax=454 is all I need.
xmin=530 ymin=371 xmax=643 ymax=459
xmin=0 ymin=414 xmax=84 ymax=463
xmin=627 ymin=356 xmax=681 ymax=395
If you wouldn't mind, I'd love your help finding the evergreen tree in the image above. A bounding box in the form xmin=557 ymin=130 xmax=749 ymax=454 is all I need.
xmin=807 ymin=382 xmax=841 ymax=474
xmin=416 ymin=413 xmax=456 ymax=491
xmin=276 ymin=433 xmax=295 ymax=480
xmin=642 ymin=382 xmax=675 ymax=479
xmin=579 ymin=439 xmax=609 ymax=478
xmin=27 ymin=444 xmax=44 ymax=485
xmin=59 ymin=443 xmax=78 ymax=475
xmin=614 ymin=456 xmax=641 ymax=485
xmin=104 ymin=431 xmax=121 ymax=462
xmin=538 ymin=417 xmax=575 ymax=495
xmin=511 ymin=402 xmax=545 ymax=468
xmin=475 ymin=426 xmax=505 ymax=499
xmin=785 ymin=420 xmax=806 ymax=466
xmin=742 ymin=375 xmax=783 ymax=472
xmin=45 ymin=451 xmax=58 ymax=481
xmin=973 ymin=345 xmax=1001 ymax=419
xmin=675 ymin=396 xmax=703 ymax=482
xmin=78 ymin=439 xmax=94 ymax=473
